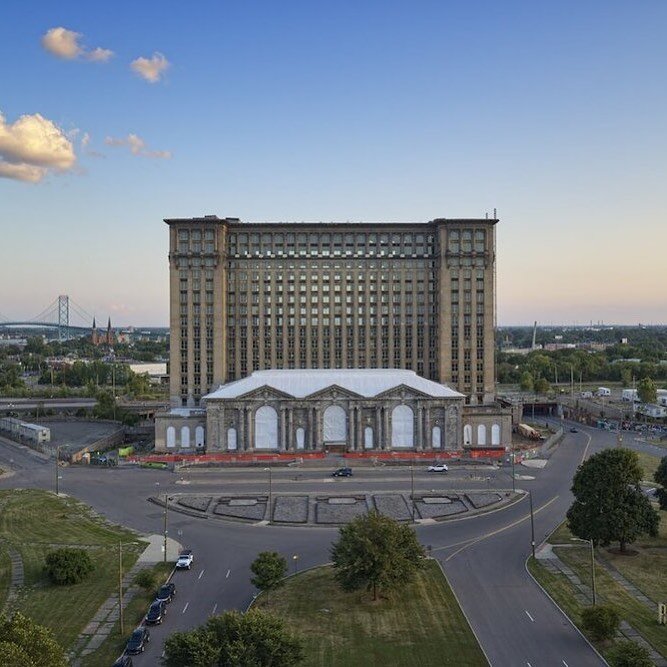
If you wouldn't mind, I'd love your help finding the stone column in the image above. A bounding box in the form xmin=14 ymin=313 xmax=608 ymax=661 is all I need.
xmin=424 ymin=406 xmax=431 ymax=451
xmin=288 ymin=409 xmax=294 ymax=452
xmin=375 ymin=406 xmax=382 ymax=450
xmin=416 ymin=404 xmax=423 ymax=451
xmin=238 ymin=407 xmax=245 ymax=451
xmin=349 ymin=406 xmax=355 ymax=452
xmin=383 ymin=406 xmax=390 ymax=450
xmin=315 ymin=405 xmax=323 ymax=451
xmin=280 ymin=408 xmax=287 ymax=451
xmin=356 ymin=406 xmax=363 ymax=451
xmin=246 ymin=406 xmax=253 ymax=451
xmin=219 ymin=406 xmax=225 ymax=450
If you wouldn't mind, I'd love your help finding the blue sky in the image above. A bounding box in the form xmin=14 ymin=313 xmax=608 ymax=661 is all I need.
xmin=1 ymin=1 xmax=666 ymax=326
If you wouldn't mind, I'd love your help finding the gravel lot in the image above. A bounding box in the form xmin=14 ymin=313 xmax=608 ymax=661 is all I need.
xmin=416 ymin=499 xmax=468 ymax=519
xmin=272 ymin=496 xmax=309 ymax=523
xmin=373 ymin=494 xmax=412 ymax=521
xmin=177 ymin=495 xmax=212 ymax=512
xmin=316 ymin=498 xmax=369 ymax=524
xmin=465 ymin=492 xmax=503 ymax=509
xmin=213 ymin=498 xmax=267 ymax=520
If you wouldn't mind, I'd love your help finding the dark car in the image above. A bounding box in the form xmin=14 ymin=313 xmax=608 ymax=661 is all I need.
xmin=125 ymin=626 xmax=150 ymax=654
xmin=145 ymin=600 xmax=167 ymax=625
xmin=112 ymin=655 xmax=133 ymax=667
xmin=570 ymin=427 xmax=579 ymax=433
xmin=332 ymin=467 xmax=353 ymax=477
xmin=156 ymin=582 xmax=176 ymax=603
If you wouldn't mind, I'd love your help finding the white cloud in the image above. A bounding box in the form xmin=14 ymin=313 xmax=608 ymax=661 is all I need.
xmin=130 ymin=52 xmax=169 ymax=83
xmin=86 ymin=47 xmax=114 ymax=62
xmin=41 ymin=27 xmax=82 ymax=59
xmin=0 ymin=111 xmax=76 ymax=183
xmin=104 ymin=133 xmax=171 ymax=159
xmin=81 ymin=132 xmax=91 ymax=148
xmin=41 ymin=27 xmax=114 ymax=63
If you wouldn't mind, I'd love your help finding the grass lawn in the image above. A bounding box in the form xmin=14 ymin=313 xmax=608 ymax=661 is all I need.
xmin=80 ymin=561 xmax=174 ymax=667
xmin=0 ymin=489 xmax=147 ymax=652
xmin=531 ymin=510 xmax=667 ymax=660
xmin=635 ymin=451 xmax=662 ymax=481
xmin=0 ymin=543 xmax=10 ymax=610
xmin=254 ymin=561 xmax=487 ymax=667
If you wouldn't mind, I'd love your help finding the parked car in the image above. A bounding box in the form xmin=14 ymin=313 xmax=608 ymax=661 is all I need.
xmin=332 ymin=467 xmax=353 ymax=477
xmin=112 ymin=655 xmax=133 ymax=667
xmin=569 ymin=427 xmax=579 ymax=433
xmin=145 ymin=600 xmax=167 ymax=625
xmin=125 ymin=626 xmax=150 ymax=654
xmin=156 ymin=582 xmax=176 ymax=603
xmin=176 ymin=550 xmax=194 ymax=570
xmin=427 ymin=464 xmax=449 ymax=473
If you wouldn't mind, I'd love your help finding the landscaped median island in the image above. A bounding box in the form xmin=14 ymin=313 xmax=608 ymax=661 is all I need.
xmin=252 ymin=561 xmax=488 ymax=666
xmin=529 ymin=516 xmax=667 ymax=664
xmin=0 ymin=489 xmax=147 ymax=656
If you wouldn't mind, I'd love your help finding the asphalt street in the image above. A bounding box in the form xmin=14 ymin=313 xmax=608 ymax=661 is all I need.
xmin=0 ymin=425 xmax=663 ymax=666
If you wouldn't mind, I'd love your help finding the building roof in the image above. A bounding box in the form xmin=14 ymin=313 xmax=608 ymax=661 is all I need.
xmin=203 ymin=369 xmax=464 ymax=400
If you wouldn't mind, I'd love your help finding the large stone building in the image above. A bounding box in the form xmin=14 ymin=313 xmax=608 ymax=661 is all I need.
xmin=165 ymin=216 xmax=498 ymax=407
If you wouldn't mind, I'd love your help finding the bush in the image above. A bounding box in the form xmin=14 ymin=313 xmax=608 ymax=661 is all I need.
xmin=44 ymin=548 xmax=94 ymax=585
xmin=607 ymin=639 xmax=653 ymax=667
xmin=134 ymin=569 xmax=157 ymax=592
xmin=580 ymin=605 xmax=619 ymax=642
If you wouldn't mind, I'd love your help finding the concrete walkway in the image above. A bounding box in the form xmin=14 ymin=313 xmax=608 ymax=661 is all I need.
xmin=0 ymin=538 xmax=24 ymax=614
xmin=536 ymin=543 xmax=667 ymax=666
xmin=70 ymin=534 xmax=182 ymax=665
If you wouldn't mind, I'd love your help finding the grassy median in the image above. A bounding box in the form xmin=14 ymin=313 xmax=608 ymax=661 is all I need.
xmin=0 ymin=489 xmax=147 ymax=651
xmin=254 ymin=560 xmax=487 ymax=667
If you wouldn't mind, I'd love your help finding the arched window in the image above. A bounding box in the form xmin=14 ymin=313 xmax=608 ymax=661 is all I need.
xmin=180 ymin=426 xmax=190 ymax=448
xmin=477 ymin=424 xmax=487 ymax=446
xmin=364 ymin=426 xmax=374 ymax=449
xmin=391 ymin=405 xmax=414 ymax=448
xmin=166 ymin=426 xmax=176 ymax=448
xmin=227 ymin=427 xmax=237 ymax=451
xmin=432 ymin=426 xmax=442 ymax=449
xmin=195 ymin=426 xmax=205 ymax=448
xmin=296 ymin=427 xmax=305 ymax=450
xmin=463 ymin=424 xmax=472 ymax=446
xmin=323 ymin=405 xmax=347 ymax=442
xmin=491 ymin=423 xmax=501 ymax=446
xmin=255 ymin=406 xmax=278 ymax=449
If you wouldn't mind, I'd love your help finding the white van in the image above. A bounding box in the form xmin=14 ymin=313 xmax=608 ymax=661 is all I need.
xmin=596 ymin=387 xmax=611 ymax=397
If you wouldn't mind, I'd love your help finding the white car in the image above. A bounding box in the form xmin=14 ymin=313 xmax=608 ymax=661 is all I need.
xmin=176 ymin=550 xmax=194 ymax=570
xmin=427 ymin=464 xmax=449 ymax=473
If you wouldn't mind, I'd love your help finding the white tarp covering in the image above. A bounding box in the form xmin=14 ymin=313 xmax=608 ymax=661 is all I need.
xmin=364 ymin=426 xmax=374 ymax=449
xmin=477 ymin=424 xmax=487 ymax=446
xmin=491 ymin=424 xmax=501 ymax=445
xmin=166 ymin=426 xmax=176 ymax=448
xmin=255 ymin=406 xmax=278 ymax=449
xmin=296 ymin=427 xmax=305 ymax=449
xmin=227 ymin=427 xmax=237 ymax=450
xmin=432 ymin=425 xmax=441 ymax=449
xmin=195 ymin=426 xmax=205 ymax=447
xmin=204 ymin=369 xmax=464 ymax=400
xmin=323 ymin=405 xmax=347 ymax=442
xmin=391 ymin=405 xmax=414 ymax=448
xmin=181 ymin=426 xmax=190 ymax=448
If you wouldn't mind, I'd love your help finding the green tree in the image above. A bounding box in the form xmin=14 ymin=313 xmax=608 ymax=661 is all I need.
xmin=566 ymin=449 xmax=659 ymax=552
xmin=250 ymin=551 xmax=287 ymax=600
xmin=519 ymin=371 xmax=534 ymax=392
xmin=162 ymin=610 xmax=304 ymax=667
xmin=607 ymin=639 xmax=653 ymax=667
xmin=534 ymin=377 xmax=550 ymax=394
xmin=0 ymin=612 xmax=67 ymax=667
xmin=619 ymin=367 xmax=632 ymax=388
xmin=580 ymin=605 xmax=619 ymax=642
xmin=654 ymin=456 xmax=667 ymax=510
xmin=134 ymin=569 xmax=158 ymax=592
xmin=637 ymin=377 xmax=657 ymax=404
xmin=331 ymin=511 xmax=425 ymax=601
xmin=44 ymin=547 xmax=94 ymax=585
xmin=0 ymin=641 xmax=33 ymax=667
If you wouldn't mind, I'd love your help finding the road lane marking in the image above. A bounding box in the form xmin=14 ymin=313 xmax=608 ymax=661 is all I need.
xmin=226 ymin=569 xmax=231 ymax=578
xmin=527 ymin=663 xmax=532 ymax=666
xmin=562 ymin=661 xmax=569 ymax=667
xmin=525 ymin=610 xmax=534 ymax=622
xmin=182 ymin=602 xmax=189 ymax=614
xmin=211 ymin=603 xmax=218 ymax=615
xmin=444 ymin=495 xmax=560 ymax=562
xmin=198 ymin=569 xmax=205 ymax=580
xmin=581 ymin=433 xmax=592 ymax=463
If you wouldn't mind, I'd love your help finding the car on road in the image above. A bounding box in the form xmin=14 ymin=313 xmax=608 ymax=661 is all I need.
xmin=176 ymin=550 xmax=194 ymax=570
xmin=112 ymin=655 xmax=133 ymax=666
xmin=155 ymin=582 xmax=176 ymax=603
xmin=145 ymin=600 xmax=167 ymax=625
xmin=332 ymin=467 xmax=353 ymax=477
xmin=125 ymin=626 xmax=150 ymax=654
xmin=569 ymin=427 xmax=579 ymax=433
xmin=427 ymin=464 xmax=449 ymax=473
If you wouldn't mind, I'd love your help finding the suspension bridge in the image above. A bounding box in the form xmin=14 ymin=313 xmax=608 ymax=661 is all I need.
xmin=0 ymin=295 xmax=99 ymax=341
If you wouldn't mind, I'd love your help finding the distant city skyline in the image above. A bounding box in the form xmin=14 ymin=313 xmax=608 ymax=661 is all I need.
xmin=2 ymin=1 xmax=666 ymax=326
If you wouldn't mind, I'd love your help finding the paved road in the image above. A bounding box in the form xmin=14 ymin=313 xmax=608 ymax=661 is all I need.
xmin=1 ymin=423 xmax=662 ymax=665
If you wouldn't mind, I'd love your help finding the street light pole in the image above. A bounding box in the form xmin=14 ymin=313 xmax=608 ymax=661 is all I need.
xmin=511 ymin=444 xmax=515 ymax=493
xmin=265 ymin=467 xmax=272 ymax=521
xmin=54 ymin=446 xmax=60 ymax=496
xmin=118 ymin=541 xmax=124 ymax=635
xmin=590 ymin=539 xmax=597 ymax=605
xmin=163 ymin=492 xmax=168 ymax=564
xmin=529 ymin=491 xmax=535 ymax=559
xmin=292 ymin=554 xmax=299 ymax=575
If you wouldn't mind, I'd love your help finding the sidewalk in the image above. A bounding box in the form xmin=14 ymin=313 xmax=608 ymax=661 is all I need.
xmin=536 ymin=543 xmax=667 ymax=666
xmin=0 ymin=538 xmax=24 ymax=614
xmin=70 ymin=534 xmax=182 ymax=665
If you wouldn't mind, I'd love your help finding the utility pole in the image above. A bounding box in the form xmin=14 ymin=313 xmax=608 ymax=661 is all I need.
xmin=529 ymin=491 xmax=535 ymax=559
xmin=590 ymin=539 xmax=597 ymax=605
xmin=163 ymin=492 xmax=168 ymax=563
xmin=511 ymin=444 xmax=516 ymax=493
xmin=118 ymin=541 xmax=124 ymax=635
xmin=54 ymin=446 xmax=60 ymax=496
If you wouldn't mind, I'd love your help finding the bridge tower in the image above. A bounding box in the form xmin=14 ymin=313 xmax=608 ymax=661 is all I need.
xmin=58 ymin=295 xmax=70 ymax=341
